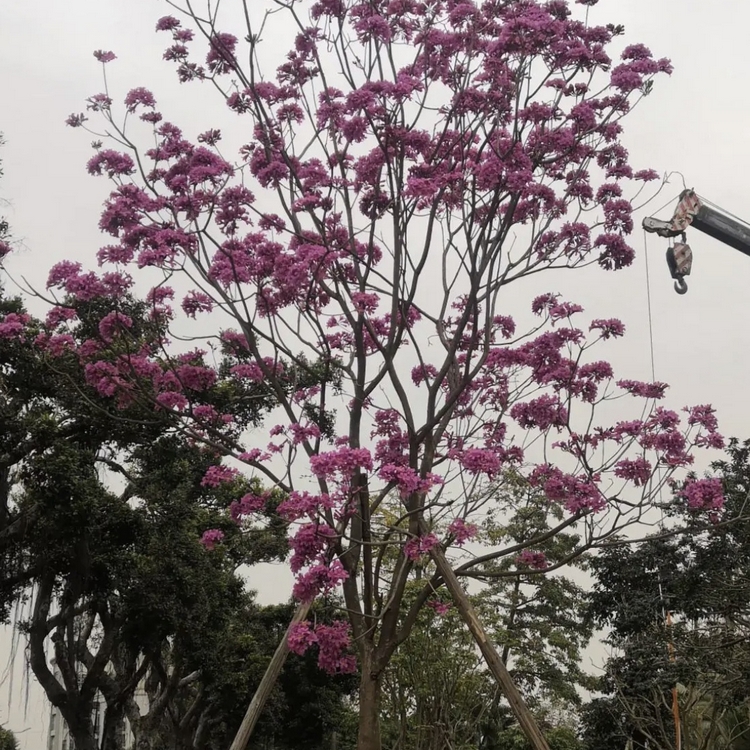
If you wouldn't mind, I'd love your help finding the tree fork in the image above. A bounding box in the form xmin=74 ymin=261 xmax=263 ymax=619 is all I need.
xmin=228 ymin=602 xmax=312 ymax=750
xmin=429 ymin=544 xmax=551 ymax=750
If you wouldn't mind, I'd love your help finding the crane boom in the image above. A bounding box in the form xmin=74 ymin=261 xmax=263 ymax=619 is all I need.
xmin=690 ymin=204 xmax=750 ymax=257
xmin=642 ymin=189 xmax=750 ymax=293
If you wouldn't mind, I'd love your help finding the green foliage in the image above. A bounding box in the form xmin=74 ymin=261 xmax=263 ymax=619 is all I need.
xmin=377 ymin=476 xmax=594 ymax=750
xmin=583 ymin=439 xmax=750 ymax=750
xmin=480 ymin=475 xmax=595 ymax=706
xmin=0 ymin=290 xmax=323 ymax=749
xmin=248 ymin=605 xmax=359 ymax=750
xmin=380 ymin=583 xmax=498 ymax=750
xmin=487 ymin=723 xmax=582 ymax=750
xmin=0 ymin=728 xmax=19 ymax=750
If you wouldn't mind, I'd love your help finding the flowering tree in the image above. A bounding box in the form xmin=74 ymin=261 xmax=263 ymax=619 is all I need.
xmin=30 ymin=0 xmax=727 ymax=748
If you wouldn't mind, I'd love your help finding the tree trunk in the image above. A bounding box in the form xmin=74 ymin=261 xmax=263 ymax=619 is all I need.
xmin=229 ymin=602 xmax=312 ymax=750
xmin=101 ymin=706 xmax=127 ymax=750
xmin=429 ymin=545 xmax=551 ymax=750
xmin=68 ymin=723 xmax=99 ymax=750
xmin=357 ymin=649 xmax=382 ymax=750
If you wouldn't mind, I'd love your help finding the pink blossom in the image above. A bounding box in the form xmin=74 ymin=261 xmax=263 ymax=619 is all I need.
xmin=0 ymin=313 xmax=30 ymax=340
xmin=98 ymin=311 xmax=133 ymax=343
xmin=182 ymin=290 xmax=214 ymax=318
xmin=493 ymin=315 xmax=516 ymax=339
xmin=603 ymin=199 xmax=634 ymax=234
xmin=578 ymin=361 xmax=614 ymax=382
xmin=315 ymin=621 xmax=357 ymax=675
xmin=634 ymin=169 xmax=660 ymax=182
xmin=404 ymin=532 xmax=439 ymax=561
xmin=77 ymin=339 xmax=102 ymax=360
xmin=614 ymin=457 xmax=652 ymax=486
xmin=176 ymin=364 xmax=217 ymax=391
xmin=288 ymin=621 xmax=318 ymax=655
xmin=237 ymin=449 xmax=264 ymax=462
xmin=311 ymin=0 xmax=345 ymax=19
xmin=87 ymin=150 xmax=136 ymax=178
xmin=146 ymin=286 xmax=175 ymax=306
xmin=532 ymin=293 xmax=559 ymax=316
xmin=198 ymin=129 xmax=222 ymax=146
xmin=590 ymin=318 xmax=625 ymax=339
xmin=97 ymin=244 xmax=135 ymax=265
xmin=206 ymin=32 xmax=238 ymax=75
xmin=292 ymin=560 xmax=348 ymax=602
xmin=289 ymin=523 xmax=336 ymax=573
xmin=379 ymin=465 xmax=441 ymax=497
xmin=155 ymin=16 xmax=181 ymax=31
xmin=44 ymin=334 xmax=76 ymax=357
xmin=411 ymin=363 xmax=438 ymax=386
xmin=309 ymin=447 xmax=373 ymax=479
xmin=448 ymin=518 xmax=478 ymax=545
xmin=230 ymin=363 xmax=264 ymax=382
xmin=220 ymin=329 xmax=250 ymax=352
xmin=460 ymin=448 xmax=502 ymax=476
xmin=156 ymin=391 xmax=188 ymax=410
xmin=511 ymin=395 xmax=568 ymax=431
xmin=595 ymin=233 xmax=635 ymax=270
xmin=685 ymin=404 xmax=719 ymax=432
xmin=201 ymin=465 xmax=240 ymax=487
xmin=230 ymin=493 xmax=266 ymax=521
xmin=47 ymin=261 xmax=82 ymax=289
xmin=93 ymin=50 xmax=116 ymax=63
xmin=124 ymin=87 xmax=156 ymax=113
xmin=530 ymin=465 xmax=606 ymax=513
xmin=84 ymin=360 xmax=130 ymax=400
xmin=65 ymin=113 xmax=87 ymax=128
xmin=516 ymin=550 xmax=548 ymax=569
xmin=200 ymin=529 xmax=224 ymax=550
xmin=289 ymin=422 xmax=321 ymax=445
xmin=277 ymin=491 xmax=334 ymax=522
xmin=682 ymin=478 xmax=724 ymax=511
xmin=426 ymin=599 xmax=452 ymax=615
xmin=86 ymin=93 xmax=112 ymax=111
xmin=350 ymin=291 xmax=380 ymax=314
xmin=618 ymin=379 xmax=668 ymax=399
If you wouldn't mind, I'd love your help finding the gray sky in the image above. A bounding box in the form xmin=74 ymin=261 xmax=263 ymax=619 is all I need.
xmin=2 ymin=0 xmax=750 ymax=745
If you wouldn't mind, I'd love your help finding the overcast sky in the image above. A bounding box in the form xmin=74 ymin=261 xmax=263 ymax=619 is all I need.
xmin=3 ymin=0 xmax=750 ymax=746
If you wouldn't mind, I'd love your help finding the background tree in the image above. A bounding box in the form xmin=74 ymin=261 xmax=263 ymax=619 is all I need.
xmin=0 ymin=728 xmax=19 ymax=750
xmin=478 ymin=474 xmax=594 ymax=707
xmin=0 ymin=289 xmax=273 ymax=750
xmin=378 ymin=477 xmax=593 ymax=750
xmin=584 ymin=439 xmax=750 ymax=750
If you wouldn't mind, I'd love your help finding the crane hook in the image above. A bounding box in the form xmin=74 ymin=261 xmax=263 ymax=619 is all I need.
xmin=673 ymin=277 xmax=688 ymax=295
xmin=666 ymin=239 xmax=692 ymax=296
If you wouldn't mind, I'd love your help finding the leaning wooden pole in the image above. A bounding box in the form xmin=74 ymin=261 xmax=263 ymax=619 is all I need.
xmin=430 ymin=545 xmax=551 ymax=750
xmin=228 ymin=602 xmax=312 ymax=750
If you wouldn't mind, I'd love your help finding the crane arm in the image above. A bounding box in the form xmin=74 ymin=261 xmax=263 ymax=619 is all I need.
xmin=642 ymin=189 xmax=750 ymax=293
xmin=690 ymin=204 xmax=750 ymax=257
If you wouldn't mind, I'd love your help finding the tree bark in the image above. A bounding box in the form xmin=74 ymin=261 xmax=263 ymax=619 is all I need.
xmin=228 ymin=602 xmax=312 ymax=750
xmin=429 ymin=545 xmax=551 ymax=750
xmin=101 ymin=704 xmax=127 ymax=750
xmin=356 ymin=648 xmax=383 ymax=750
xmin=68 ymin=722 xmax=99 ymax=750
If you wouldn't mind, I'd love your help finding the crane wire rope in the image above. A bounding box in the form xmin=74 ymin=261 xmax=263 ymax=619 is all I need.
xmin=643 ymin=228 xmax=682 ymax=750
